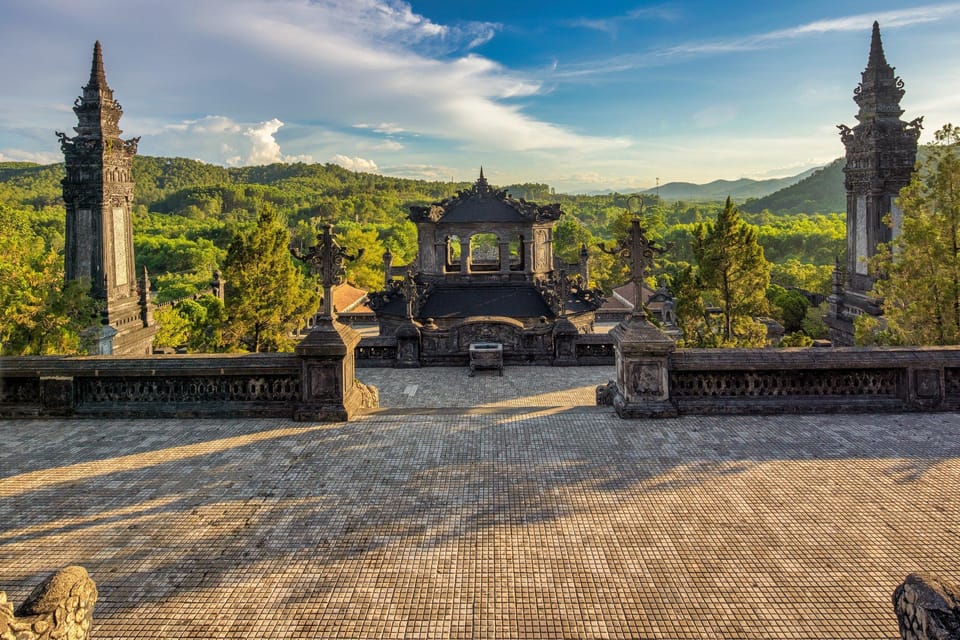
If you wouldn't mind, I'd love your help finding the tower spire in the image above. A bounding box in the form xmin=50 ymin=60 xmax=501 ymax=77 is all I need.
xmin=867 ymin=21 xmax=888 ymax=70
xmin=87 ymin=40 xmax=109 ymax=91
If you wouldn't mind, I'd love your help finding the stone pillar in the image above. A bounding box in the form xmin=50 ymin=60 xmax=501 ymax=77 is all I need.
xmin=460 ymin=237 xmax=471 ymax=274
xmin=294 ymin=320 xmax=365 ymax=422
xmin=498 ymin=241 xmax=511 ymax=274
xmin=395 ymin=320 xmax=422 ymax=368
xmin=552 ymin=316 xmax=578 ymax=366
xmin=383 ymin=247 xmax=393 ymax=288
xmin=431 ymin=243 xmax=442 ymax=273
xmin=579 ymin=243 xmax=590 ymax=284
xmin=606 ymin=314 xmax=677 ymax=418
xmin=523 ymin=239 xmax=534 ymax=275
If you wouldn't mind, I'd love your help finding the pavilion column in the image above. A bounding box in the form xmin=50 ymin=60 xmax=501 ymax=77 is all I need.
xmin=460 ymin=238 xmax=471 ymax=274
xmin=498 ymin=241 xmax=511 ymax=273
xmin=523 ymin=240 xmax=534 ymax=275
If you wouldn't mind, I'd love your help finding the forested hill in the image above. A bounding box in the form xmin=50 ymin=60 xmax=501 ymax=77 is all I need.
xmin=639 ymin=168 xmax=819 ymax=203
xmin=740 ymin=158 xmax=846 ymax=215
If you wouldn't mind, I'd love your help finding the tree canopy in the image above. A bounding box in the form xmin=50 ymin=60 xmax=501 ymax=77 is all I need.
xmin=860 ymin=124 xmax=960 ymax=345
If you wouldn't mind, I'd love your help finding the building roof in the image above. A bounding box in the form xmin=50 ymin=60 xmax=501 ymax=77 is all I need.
xmin=420 ymin=283 xmax=555 ymax=319
xmin=409 ymin=170 xmax=562 ymax=226
xmin=332 ymin=283 xmax=371 ymax=314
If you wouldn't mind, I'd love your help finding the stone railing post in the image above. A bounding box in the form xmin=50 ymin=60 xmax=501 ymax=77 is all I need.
xmin=40 ymin=377 xmax=74 ymax=416
xmin=292 ymin=224 xmax=377 ymax=421
xmin=599 ymin=218 xmax=677 ymax=418
xmin=607 ymin=314 xmax=677 ymax=418
xmin=552 ymin=316 xmax=578 ymax=366
xmin=1 ymin=566 xmax=97 ymax=640
xmin=295 ymin=321 xmax=365 ymax=421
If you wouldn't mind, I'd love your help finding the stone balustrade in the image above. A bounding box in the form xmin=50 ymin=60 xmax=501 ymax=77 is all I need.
xmin=669 ymin=346 xmax=960 ymax=415
xmin=1 ymin=326 xmax=378 ymax=420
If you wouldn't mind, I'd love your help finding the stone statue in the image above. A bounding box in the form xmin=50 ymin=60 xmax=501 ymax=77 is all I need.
xmin=893 ymin=573 xmax=960 ymax=640
xmin=0 ymin=566 xmax=97 ymax=640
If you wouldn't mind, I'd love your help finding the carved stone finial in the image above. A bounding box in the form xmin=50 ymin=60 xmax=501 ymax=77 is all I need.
xmin=291 ymin=224 xmax=363 ymax=321
xmin=600 ymin=218 xmax=664 ymax=319
xmin=1 ymin=566 xmax=97 ymax=640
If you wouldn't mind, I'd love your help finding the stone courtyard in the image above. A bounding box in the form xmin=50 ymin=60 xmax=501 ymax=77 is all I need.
xmin=1 ymin=366 xmax=959 ymax=639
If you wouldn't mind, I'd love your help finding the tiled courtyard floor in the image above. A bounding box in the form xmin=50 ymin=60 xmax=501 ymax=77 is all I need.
xmin=1 ymin=366 xmax=959 ymax=638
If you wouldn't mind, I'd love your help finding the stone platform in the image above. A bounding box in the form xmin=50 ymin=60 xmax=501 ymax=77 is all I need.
xmin=1 ymin=366 xmax=958 ymax=638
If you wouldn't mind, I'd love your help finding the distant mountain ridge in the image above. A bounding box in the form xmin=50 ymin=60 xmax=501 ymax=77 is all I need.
xmin=741 ymin=158 xmax=846 ymax=215
xmin=567 ymin=167 xmax=822 ymax=201
xmin=638 ymin=168 xmax=820 ymax=202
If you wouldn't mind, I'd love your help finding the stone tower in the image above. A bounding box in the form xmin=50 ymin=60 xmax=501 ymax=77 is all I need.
xmin=58 ymin=42 xmax=156 ymax=355
xmin=826 ymin=22 xmax=922 ymax=345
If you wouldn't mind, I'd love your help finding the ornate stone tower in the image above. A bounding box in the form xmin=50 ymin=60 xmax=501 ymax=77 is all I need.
xmin=827 ymin=22 xmax=922 ymax=345
xmin=58 ymin=42 xmax=156 ymax=355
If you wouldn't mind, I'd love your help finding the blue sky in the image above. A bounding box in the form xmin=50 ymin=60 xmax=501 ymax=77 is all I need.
xmin=0 ymin=1 xmax=958 ymax=193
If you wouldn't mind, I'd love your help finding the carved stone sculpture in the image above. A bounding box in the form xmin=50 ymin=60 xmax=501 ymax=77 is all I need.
xmin=0 ymin=566 xmax=97 ymax=640
xmin=894 ymin=573 xmax=960 ymax=640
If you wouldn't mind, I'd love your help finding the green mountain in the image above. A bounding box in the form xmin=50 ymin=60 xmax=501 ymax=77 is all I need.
xmin=741 ymin=158 xmax=846 ymax=215
xmin=639 ymin=168 xmax=819 ymax=203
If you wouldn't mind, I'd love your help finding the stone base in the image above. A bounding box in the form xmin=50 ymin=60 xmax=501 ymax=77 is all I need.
xmin=293 ymin=403 xmax=351 ymax=422
xmin=613 ymin=392 xmax=678 ymax=419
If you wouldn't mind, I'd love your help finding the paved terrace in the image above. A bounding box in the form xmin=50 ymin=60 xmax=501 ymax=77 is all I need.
xmin=1 ymin=365 xmax=959 ymax=639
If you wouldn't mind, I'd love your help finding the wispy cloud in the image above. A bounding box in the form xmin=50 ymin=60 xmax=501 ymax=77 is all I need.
xmin=568 ymin=5 xmax=680 ymax=36
xmin=555 ymin=2 xmax=960 ymax=78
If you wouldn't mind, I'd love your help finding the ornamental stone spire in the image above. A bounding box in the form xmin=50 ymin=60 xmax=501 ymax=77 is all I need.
xmin=58 ymin=42 xmax=155 ymax=355
xmin=827 ymin=21 xmax=923 ymax=345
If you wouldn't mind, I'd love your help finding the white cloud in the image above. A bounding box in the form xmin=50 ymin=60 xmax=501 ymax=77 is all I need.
xmin=141 ymin=115 xmax=313 ymax=166
xmin=375 ymin=139 xmax=404 ymax=151
xmin=332 ymin=155 xmax=379 ymax=172
xmin=554 ymin=2 xmax=960 ymax=78
xmin=0 ymin=148 xmax=61 ymax=164
xmin=373 ymin=123 xmax=406 ymax=135
xmin=244 ymin=118 xmax=284 ymax=165
xmin=187 ymin=0 xmax=621 ymax=154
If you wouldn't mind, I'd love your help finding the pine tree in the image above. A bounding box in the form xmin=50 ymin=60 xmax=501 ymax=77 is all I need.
xmin=692 ymin=197 xmax=771 ymax=346
xmin=866 ymin=124 xmax=960 ymax=345
xmin=223 ymin=205 xmax=317 ymax=352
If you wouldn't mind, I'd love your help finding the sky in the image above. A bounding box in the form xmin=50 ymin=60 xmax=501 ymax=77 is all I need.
xmin=0 ymin=1 xmax=958 ymax=194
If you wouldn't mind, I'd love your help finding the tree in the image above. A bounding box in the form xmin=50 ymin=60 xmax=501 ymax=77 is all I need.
xmin=692 ymin=197 xmax=771 ymax=346
xmin=767 ymin=285 xmax=810 ymax=334
xmin=0 ymin=207 xmax=99 ymax=355
xmin=222 ymin=205 xmax=317 ymax=352
xmin=865 ymin=124 xmax=960 ymax=345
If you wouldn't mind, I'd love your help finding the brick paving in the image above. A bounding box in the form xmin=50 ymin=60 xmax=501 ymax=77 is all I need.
xmin=0 ymin=366 xmax=959 ymax=638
